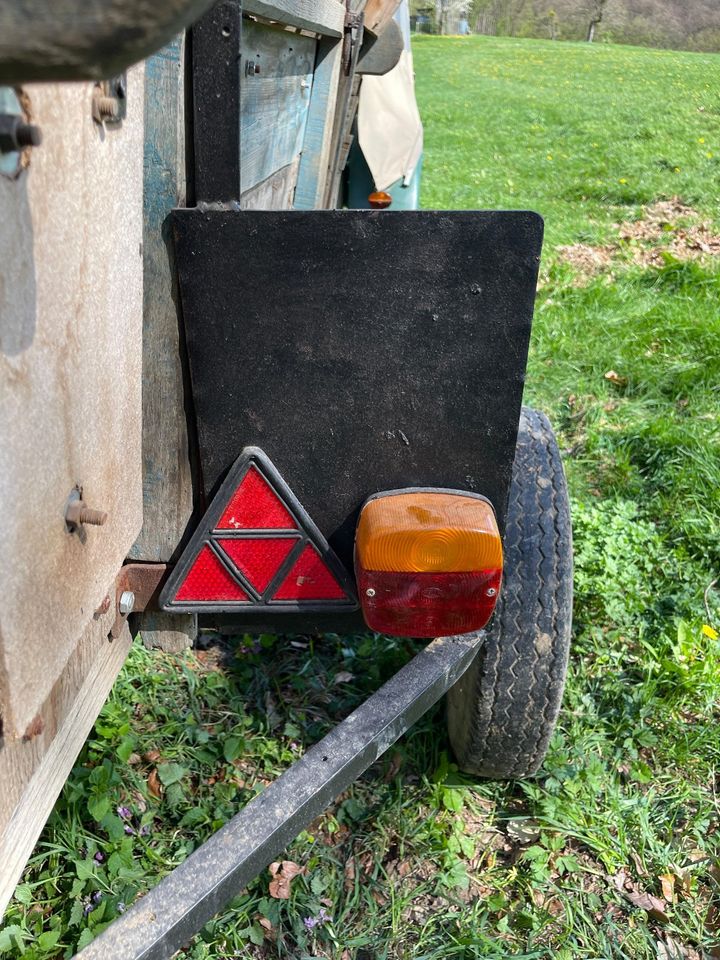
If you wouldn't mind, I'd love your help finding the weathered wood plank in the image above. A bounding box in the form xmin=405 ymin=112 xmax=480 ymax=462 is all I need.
xmin=241 ymin=158 xmax=300 ymax=208
xmin=0 ymin=612 xmax=133 ymax=918
xmin=137 ymin=611 xmax=197 ymax=654
xmin=293 ymin=37 xmax=344 ymax=209
xmin=244 ymin=0 xmax=345 ymax=37
xmin=131 ymin=37 xmax=194 ymax=565
xmin=129 ymin=37 xmax=196 ymax=650
xmin=0 ymin=70 xmax=144 ymax=738
xmin=240 ymin=22 xmax=315 ymax=193
xmin=362 ymin=0 xmax=403 ymax=35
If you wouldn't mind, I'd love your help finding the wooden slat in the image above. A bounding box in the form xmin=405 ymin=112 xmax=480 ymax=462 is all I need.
xmin=129 ymin=38 xmax=197 ymax=649
xmin=240 ymin=22 xmax=315 ymax=194
xmin=293 ymin=36 xmax=344 ymax=209
xmin=0 ymin=612 xmax=133 ymax=918
xmin=245 ymin=0 xmax=345 ymax=37
xmin=241 ymin=158 xmax=301 ymax=209
xmin=131 ymin=37 xmax=193 ymax=564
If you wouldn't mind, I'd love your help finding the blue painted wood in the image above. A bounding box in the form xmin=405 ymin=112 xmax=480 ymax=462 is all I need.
xmin=240 ymin=22 xmax=315 ymax=194
xmin=293 ymin=37 xmax=343 ymax=210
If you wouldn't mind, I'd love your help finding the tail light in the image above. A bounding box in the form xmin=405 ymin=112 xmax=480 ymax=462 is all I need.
xmin=354 ymin=490 xmax=502 ymax=638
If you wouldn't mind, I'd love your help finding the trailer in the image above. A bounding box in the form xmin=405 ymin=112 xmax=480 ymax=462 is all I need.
xmin=0 ymin=1 xmax=572 ymax=953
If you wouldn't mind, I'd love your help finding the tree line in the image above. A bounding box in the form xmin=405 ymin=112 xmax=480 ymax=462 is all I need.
xmin=420 ymin=0 xmax=720 ymax=53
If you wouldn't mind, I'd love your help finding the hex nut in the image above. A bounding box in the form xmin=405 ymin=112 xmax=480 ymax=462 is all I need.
xmin=118 ymin=591 xmax=135 ymax=615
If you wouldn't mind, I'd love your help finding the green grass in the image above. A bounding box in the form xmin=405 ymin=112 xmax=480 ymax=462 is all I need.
xmin=3 ymin=34 xmax=720 ymax=960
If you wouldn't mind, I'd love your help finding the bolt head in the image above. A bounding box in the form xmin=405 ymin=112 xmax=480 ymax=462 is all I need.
xmin=366 ymin=588 xmax=376 ymax=598
xmin=486 ymin=587 xmax=497 ymax=597
xmin=118 ymin=591 xmax=135 ymax=615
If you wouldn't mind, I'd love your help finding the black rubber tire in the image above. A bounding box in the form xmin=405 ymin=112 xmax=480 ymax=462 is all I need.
xmin=446 ymin=407 xmax=573 ymax=779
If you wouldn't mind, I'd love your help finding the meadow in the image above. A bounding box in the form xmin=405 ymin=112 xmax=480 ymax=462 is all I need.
xmin=2 ymin=34 xmax=720 ymax=960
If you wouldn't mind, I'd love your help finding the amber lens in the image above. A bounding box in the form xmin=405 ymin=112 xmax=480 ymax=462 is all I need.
xmin=368 ymin=191 xmax=393 ymax=209
xmin=355 ymin=492 xmax=502 ymax=573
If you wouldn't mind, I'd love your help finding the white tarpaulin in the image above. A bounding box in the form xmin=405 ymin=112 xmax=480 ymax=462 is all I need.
xmin=357 ymin=48 xmax=424 ymax=192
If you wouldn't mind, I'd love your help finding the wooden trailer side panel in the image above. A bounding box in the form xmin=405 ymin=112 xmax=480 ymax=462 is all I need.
xmin=0 ymin=73 xmax=145 ymax=739
xmin=0 ymin=71 xmax=144 ymax=913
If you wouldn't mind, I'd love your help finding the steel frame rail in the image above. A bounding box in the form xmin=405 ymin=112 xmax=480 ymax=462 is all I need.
xmin=75 ymin=633 xmax=483 ymax=959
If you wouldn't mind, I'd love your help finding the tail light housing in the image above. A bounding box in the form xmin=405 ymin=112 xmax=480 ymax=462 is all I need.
xmin=355 ymin=490 xmax=503 ymax=638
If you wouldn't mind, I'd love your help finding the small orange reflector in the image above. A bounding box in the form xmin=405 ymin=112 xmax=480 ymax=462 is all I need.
xmin=368 ymin=191 xmax=392 ymax=210
xmin=355 ymin=490 xmax=503 ymax=637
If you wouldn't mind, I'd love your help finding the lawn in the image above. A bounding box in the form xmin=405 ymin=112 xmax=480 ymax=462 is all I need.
xmin=3 ymin=34 xmax=720 ymax=960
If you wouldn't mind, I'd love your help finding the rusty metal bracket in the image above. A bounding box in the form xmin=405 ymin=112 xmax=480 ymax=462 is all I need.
xmin=110 ymin=563 xmax=168 ymax=639
xmin=342 ymin=8 xmax=364 ymax=76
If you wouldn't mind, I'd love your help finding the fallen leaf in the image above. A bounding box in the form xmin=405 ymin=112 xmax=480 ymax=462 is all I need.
xmin=268 ymin=860 xmax=306 ymax=899
xmin=334 ymin=671 xmax=354 ymax=684
xmin=656 ymin=936 xmax=699 ymax=959
xmin=344 ymin=856 xmax=356 ymax=892
xmin=604 ymin=369 xmax=628 ymax=387
xmin=147 ymin=768 xmax=163 ymax=799
xmin=631 ymin=851 xmax=647 ymax=876
xmin=659 ymin=873 xmax=676 ymax=903
xmin=143 ymin=750 xmax=161 ymax=763
xmin=625 ymin=889 xmax=670 ymax=923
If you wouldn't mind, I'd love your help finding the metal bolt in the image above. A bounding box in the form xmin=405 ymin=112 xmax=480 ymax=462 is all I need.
xmin=118 ymin=591 xmax=135 ymax=616
xmin=244 ymin=60 xmax=260 ymax=76
xmin=95 ymin=94 xmax=119 ymax=120
xmin=65 ymin=499 xmax=108 ymax=527
xmin=486 ymin=587 xmax=497 ymax=597
xmin=366 ymin=588 xmax=376 ymax=597
xmin=0 ymin=114 xmax=42 ymax=154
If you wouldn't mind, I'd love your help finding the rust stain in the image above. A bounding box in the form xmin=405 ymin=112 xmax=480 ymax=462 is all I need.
xmin=22 ymin=713 xmax=44 ymax=741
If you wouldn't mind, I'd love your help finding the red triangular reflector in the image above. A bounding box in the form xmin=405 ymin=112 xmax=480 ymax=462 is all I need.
xmin=175 ymin=545 xmax=249 ymax=602
xmin=273 ymin=545 xmax=347 ymax=601
xmin=217 ymin=467 xmax=296 ymax=530
xmin=160 ymin=448 xmax=357 ymax=612
xmin=218 ymin=537 xmax=296 ymax=594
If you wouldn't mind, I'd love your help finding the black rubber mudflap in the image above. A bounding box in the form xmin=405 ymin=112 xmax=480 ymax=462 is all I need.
xmin=172 ymin=210 xmax=544 ymax=633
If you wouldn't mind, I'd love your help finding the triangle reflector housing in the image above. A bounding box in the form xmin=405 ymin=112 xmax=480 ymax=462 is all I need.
xmin=159 ymin=447 xmax=357 ymax=613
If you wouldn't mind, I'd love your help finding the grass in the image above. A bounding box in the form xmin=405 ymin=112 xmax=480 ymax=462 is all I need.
xmin=3 ymin=33 xmax=720 ymax=960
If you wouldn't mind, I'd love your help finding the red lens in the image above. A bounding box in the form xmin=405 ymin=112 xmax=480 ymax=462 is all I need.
xmin=217 ymin=466 xmax=296 ymax=530
xmin=175 ymin=545 xmax=250 ymax=602
xmin=218 ymin=537 xmax=296 ymax=594
xmin=274 ymin=545 xmax=347 ymax=601
xmin=357 ymin=568 xmax=502 ymax=637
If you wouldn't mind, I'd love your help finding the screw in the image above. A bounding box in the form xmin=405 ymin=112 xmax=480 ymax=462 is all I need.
xmin=65 ymin=499 xmax=108 ymax=527
xmin=0 ymin=114 xmax=42 ymax=154
xmin=118 ymin=591 xmax=135 ymax=616
xmin=366 ymin=588 xmax=376 ymax=597
xmin=486 ymin=587 xmax=497 ymax=597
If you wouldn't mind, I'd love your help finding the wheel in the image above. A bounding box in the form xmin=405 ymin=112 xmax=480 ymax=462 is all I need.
xmin=446 ymin=406 xmax=573 ymax=778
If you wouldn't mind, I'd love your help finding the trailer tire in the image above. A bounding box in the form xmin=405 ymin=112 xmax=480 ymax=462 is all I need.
xmin=446 ymin=407 xmax=572 ymax=779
